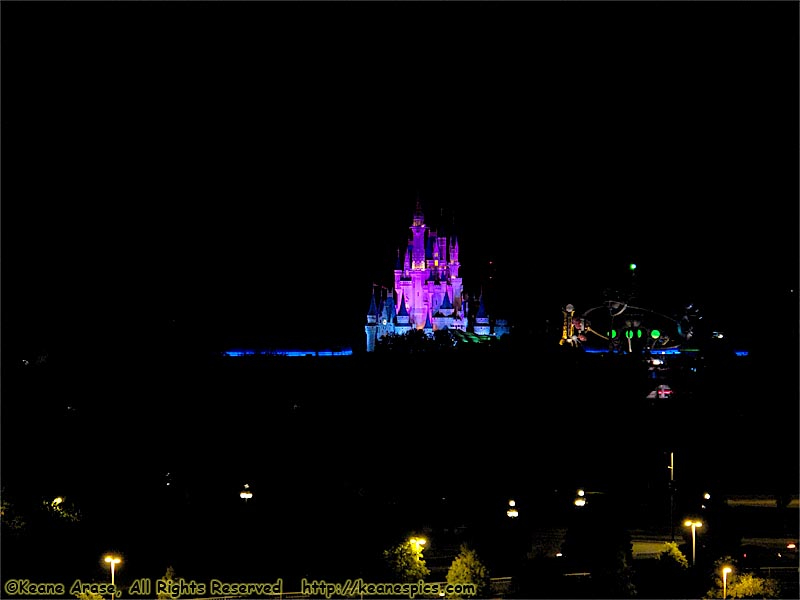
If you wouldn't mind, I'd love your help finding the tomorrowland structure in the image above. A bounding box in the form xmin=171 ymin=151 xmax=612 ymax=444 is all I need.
xmin=365 ymin=199 xmax=508 ymax=352
xmin=558 ymin=264 xmax=705 ymax=355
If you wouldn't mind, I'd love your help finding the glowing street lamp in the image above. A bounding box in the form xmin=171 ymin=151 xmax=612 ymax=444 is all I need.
xmin=683 ymin=519 xmax=702 ymax=566
xmin=240 ymin=483 xmax=253 ymax=502
xmin=408 ymin=536 xmax=427 ymax=565
xmin=409 ymin=536 xmax=427 ymax=551
xmin=722 ymin=566 xmax=732 ymax=599
xmin=104 ymin=555 xmax=121 ymax=588
xmin=506 ymin=499 xmax=519 ymax=518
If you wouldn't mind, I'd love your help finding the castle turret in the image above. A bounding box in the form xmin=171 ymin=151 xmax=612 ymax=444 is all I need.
xmin=394 ymin=292 xmax=413 ymax=336
xmin=423 ymin=309 xmax=434 ymax=338
xmin=439 ymin=289 xmax=454 ymax=316
xmin=473 ymin=293 xmax=491 ymax=336
xmin=365 ymin=290 xmax=379 ymax=352
xmin=378 ymin=288 xmax=397 ymax=340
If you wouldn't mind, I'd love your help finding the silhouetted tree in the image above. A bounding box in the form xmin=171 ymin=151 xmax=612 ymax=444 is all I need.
xmin=74 ymin=592 xmax=103 ymax=600
xmin=703 ymin=557 xmax=782 ymax=599
xmin=659 ymin=540 xmax=689 ymax=569
xmin=633 ymin=540 xmax=691 ymax=598
xmin=157 ymin=566 xmax=177 ymax=600
xmin=0 ymin=492 xmax=26 ymax=533
xmin=446 ymin=544 xmax=490 ymax=599
xmin=383 ymin=538 xmax=430 ymax=583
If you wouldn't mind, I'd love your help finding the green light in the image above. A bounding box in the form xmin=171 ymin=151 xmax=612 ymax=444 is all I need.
xmin=629 ymin=263 xmax=637 ymax=271
xmin=610 ymin=329 xmax=617 ymax=339
xmin=625 ymin=330 xmax=633 ymax=339
xmin=651 ymin=329 xmax=661 ymax=339
xmin=637 ymin=329 xmax=642 ymax=339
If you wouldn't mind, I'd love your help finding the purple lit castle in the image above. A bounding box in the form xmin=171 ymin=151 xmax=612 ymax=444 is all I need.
xmin=365 ymin=199 xmax=508 ymax=352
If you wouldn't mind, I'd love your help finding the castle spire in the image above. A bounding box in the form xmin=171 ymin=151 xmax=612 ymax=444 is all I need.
xmin=412 ymin=194 xmax=425 ymax=228
xmin=367 ymin=287 xmax=379 ymax=318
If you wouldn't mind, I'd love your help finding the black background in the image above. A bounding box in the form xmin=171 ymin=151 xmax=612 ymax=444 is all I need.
xmin=1 ymin=1 xmax=798 ymax=590
xmin=3 ymin=1 xmax=797 ymax=357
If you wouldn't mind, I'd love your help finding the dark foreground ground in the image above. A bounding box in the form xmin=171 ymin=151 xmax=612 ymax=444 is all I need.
xmin=2 ymin=343 xmax=797 ymax=597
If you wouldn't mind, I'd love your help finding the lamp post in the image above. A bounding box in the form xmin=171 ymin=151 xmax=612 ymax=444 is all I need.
xmin=683 ymin=519 xmax=702 ymax=566
xmin=668 ymin=452 xmax=675 ymax=541
xmin=722 ymin=566 xmax=732 ymax=599
xmin=408 ymin=536 xmax=426 ymax=572
xmin=104 ymin=555 xmax=121 ymax=590
xmin=240 ymin=483 xmax=253 ymax=502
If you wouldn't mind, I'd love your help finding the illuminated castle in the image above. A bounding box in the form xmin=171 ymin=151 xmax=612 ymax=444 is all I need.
xmin=365 ymin=199 xmax=508 ymax=352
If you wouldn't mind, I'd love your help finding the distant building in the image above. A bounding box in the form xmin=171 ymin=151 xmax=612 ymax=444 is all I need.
xmin=365 ymin=198 xmax=509 ymax=352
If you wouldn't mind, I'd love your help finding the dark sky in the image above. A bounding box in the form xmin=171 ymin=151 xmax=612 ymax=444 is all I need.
xmin=2 ymin=1 xmax=798 ymax=355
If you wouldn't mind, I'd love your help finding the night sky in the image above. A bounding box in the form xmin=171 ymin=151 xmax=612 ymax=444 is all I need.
xmin=3 ymin=2 xmax=798 ymax=356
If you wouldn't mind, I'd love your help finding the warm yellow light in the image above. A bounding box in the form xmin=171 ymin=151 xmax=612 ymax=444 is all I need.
xmin=574 ymin=498 xmax=586 ymax=507
xmin=703 ymin=492 xmax=711 ymax=500
xmin=409 ymin=537 xmax=426 ymax=547
xmin=507 ymin=508 xmax=519 ymax=518
xmin=52 ymin=496 xmax=64 ymax=506
xmin=684 ymin=519 xmax=702 ymax=528
xmin=577 ymin=489 xmax=585 ymax=497
xmin=240 ymin=483 xmax=253 ymax=500
xmin=104 ymin=556 xmax=121 ymax=565
xmin=722 ymin=566 xmax=733 ymax=599
xmin=508 ymin=499 xmax=516 ymax=507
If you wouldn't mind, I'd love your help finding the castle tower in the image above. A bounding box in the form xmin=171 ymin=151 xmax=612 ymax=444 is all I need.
xmin=364 ymin=289 xmax=379 ymax=353
xmin=473 ymin=293 xmax=491 ymax=336
xmin=394 ymin=292 xmax=413 ymax=337
xmin=378 ymin=288 xmax=396 ymax=339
